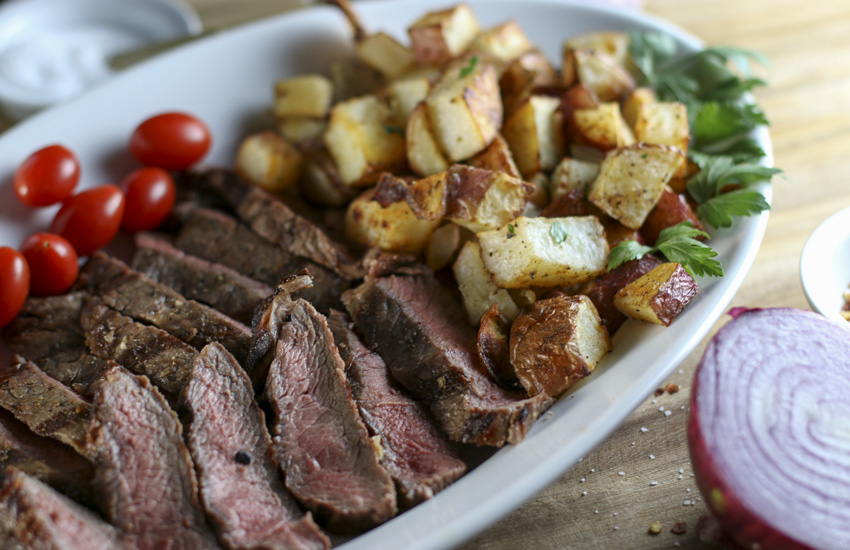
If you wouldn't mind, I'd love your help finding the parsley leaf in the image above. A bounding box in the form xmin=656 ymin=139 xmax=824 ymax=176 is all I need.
xmin=607 ymin=222 xmax=723 ymax=278
xmin=459 ymin=56 xmax=479 ymax=78
xmin=697 ymin=190 xmax=770 ymax=229
xmin=507 ymin=223 xmax=515 ymax=233
xmin=381 ymin=124 xmax=405 ymax=136
xmin=688 ymin=136 xmax=766 ymax=167
xmin=691 ymin=102 xmax=768 ymax=148
xmin=550 ymin=222 xmax=568 ymax=244
xmin=687 ymin=155 xmax=782 ymax=206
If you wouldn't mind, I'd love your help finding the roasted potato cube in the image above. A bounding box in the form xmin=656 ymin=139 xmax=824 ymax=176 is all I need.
xmin=406 ymin=102 xmax=450 ymax=176
xmin=478 ymin=216 xmax=609 ymax=288
xmin=603 ymin=220 xmax=643 ymax=248
xmin=468 ymin=21 xmax=533 ymax=63
xmin=502 ymin=95 xmax=563 ymax=177
xmin=640 ymin=187 xmax=703 ymax=245
xmin=477 ymin=304 xmax=519 ymax=390
xmin=426 ymin=58 xmax=503 ymax=161
xmin=345 ymin=178 xmax=441 ymax=253
xmin=274 ymin=75 xmax=333 ymax=119
xmin=444 ymin=165 xmax=532 ymax=232
xmin=565 ymin=31 xmax=630 ymax=67
xmin=550 ymin=157 xmax=600 ymax=201
xmin=633 ymin=101 xmax=690 ymax=155
xmin=300 ymin=149 xmax=357 ymax=207
xmin=564 ymin=49 xmax=635 ymax=101
xmin=408 ymin=3 xmax=481 ymax=66
xmin=588 ymin=144 xmax=685 ymax=229
xmin=324 ymin=95 xmax=407 ymax=186
xmin=526 ymin=172 xmax=549 ymax=208
xmin=276 ymin=117 xmax=326 ymax=143
xmin=499 ymin=50 xmax=559 ymax=112
xmin=622 ymin=87 xmax=657 ymax=128
xmin=613 ymin=262 xmax=699 ymax=326
xmin=356 ymin=32 xmax=415 ymax=78
xmin=453 ymin=240 xmax=520 ymax=324
xmin=572 ymin=102 xmax=635 ymax=151
xmin=426 ymin=222 xmax=463 ymax=271
xmin=510 ymin=295 xmax=611 ymax=397
xmin=330 ymin=59 xmax=385 ymax=101
xmin=582 ymin=255 xmax=663 ymax=335
xmin=384 ymin=76 xmax=431 ymax=127
xmin=467 ymin=134 xmax=521 ymax=178
xmin=404 ymin=171 xmax=448 ymax=220
xmin=235 ymin=132 xmax=303 ymax=192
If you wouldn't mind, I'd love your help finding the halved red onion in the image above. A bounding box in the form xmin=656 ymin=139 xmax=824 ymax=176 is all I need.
xmin=689 ymin=307 xmax=850 ymax=550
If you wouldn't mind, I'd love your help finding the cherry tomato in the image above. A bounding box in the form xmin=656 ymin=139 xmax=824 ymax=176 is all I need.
xmin=19 ymin=233 xmax=79 ymax=297
xmin=129 ymin=112 xmax=211 ymax=170
xmin=50 ymin=185 xmax=125 ymax=257
xmin=14 ymin=145 xmax=80 ymax=207
xmin=120 ymin=168 xmax=176 ymax=233
xmin=0 ymin=247 xmax=29 ymax=328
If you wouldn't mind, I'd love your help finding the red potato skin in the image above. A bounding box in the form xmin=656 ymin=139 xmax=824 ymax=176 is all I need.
xmin=641 ymin=188 xmax=704 ymax=246
xmin=583 ymin=255 xmax=662 ymax=335
xmin=476 ymin=304 xmax=519 ymax=391
xmin=689 ymin=345 xmax=813 ymax=550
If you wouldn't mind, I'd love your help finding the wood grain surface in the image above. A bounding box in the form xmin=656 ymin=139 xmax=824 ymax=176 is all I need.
xmin=3 ymin=0 xmax=846 ymax=548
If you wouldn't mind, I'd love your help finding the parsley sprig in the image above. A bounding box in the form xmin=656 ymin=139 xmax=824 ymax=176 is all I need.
xmin=628 ymin=30 xmax=783 ymax=231
xmin=608 ymin=222 xmax=723 ymax=278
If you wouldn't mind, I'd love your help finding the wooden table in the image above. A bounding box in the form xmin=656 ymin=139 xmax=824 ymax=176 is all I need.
xmin=4 ymin=0 xmax=847 ymax=547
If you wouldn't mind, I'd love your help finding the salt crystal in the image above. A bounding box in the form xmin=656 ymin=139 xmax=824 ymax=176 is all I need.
xmin=649 ymin=454 xmax=655 ymax=460
xmin=618 ymin=471 xmax=625 ymax=476
xmin=683 ymin=500 xmax=691 ymax=506
xmin=690 ymin=473 xmax=695 ymax=477
xmin=594 ymin=510 xmax=599 ymax=514
xmin=678 ymin=475 xmax=683 ymax=480
xmin=582 ymin=490 xmax=587 ymax=496
xmin=678 ymin=469 xmax=684 ymax=474
xmin=591 ymin=468 xmax=596 ymax=473
xmin=640 ymin=427 xmax=648 ymax=433
xmin=613 ymin=512 xmax=618 ymax=517
xmin=674 ymin=542 xmax=681 ymax=547
xmin=580 ymin=478 xmax=585 ymax=483
xmin=680 ymin=406 xmax=686 ymax=410
xmin=686 ymin=488 xmax=691 ymax=493
xmin=678 ymin=369 xmax=683 ymax=374
xmin=664 ymin=410 xmax=672 ymax=417
xmin=651 ymin=399 xmax=657 ymax=404
xmin=650 ymin=481 xmax=658 ymax=486
xmin=631 ymin=442 xmax=635 ymax=446
xmin=613 ymin=526 xmax=619 ymax=531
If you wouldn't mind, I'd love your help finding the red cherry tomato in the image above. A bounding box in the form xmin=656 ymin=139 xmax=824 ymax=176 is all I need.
xmin=129 ymin=112 xmax=211 ymax=170
xmin=19 ymin=233 xmax=79 ymax=297
xmin=0 ymin=247 xmax=29 ymax=328
xmin=14 ymin=145 xmax=80 ymax=207
xmin=50 ymin=185 xmax=125 ymax=257
xmin=120 ymin=168 xmax=176 ymax=233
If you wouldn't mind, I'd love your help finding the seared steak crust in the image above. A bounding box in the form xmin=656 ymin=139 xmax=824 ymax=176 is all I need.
xmin=133 ymin=233 xmax=272 ymax=326
xmin=259 ymin=272 xmax=396 ymax=533
xmin=342 ymin=274 xmax=552 ymax=447
xmin=88 ymin=367 xmax=219 ymax=550
xmin=0 ymin=357 xmax=90 ymax=454
xmin=0 ymin=409 xmax=94 ymax=507
xmin=0 ymin=468 xmax=123 ymax=550
xmin=2 ymin=293 xmax=110 ymax=397
xmin=77 ymin=252 xmax=252 ymax=365
xmin=174 ymin=206 xmax=347 ymax=314
xmin=328 ymin=311 xmax=466 ymax=508
xmin=181 ymin=343 xmax=329 ymax=550
xmin=80 ymin=296 xmax=198 ymax=400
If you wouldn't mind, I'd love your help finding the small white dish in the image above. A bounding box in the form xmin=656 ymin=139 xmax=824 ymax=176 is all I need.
xmin=0 ymin=0 xmax=202 ymax=120
xmin=800 ymin=205 xmax=850 ymax=323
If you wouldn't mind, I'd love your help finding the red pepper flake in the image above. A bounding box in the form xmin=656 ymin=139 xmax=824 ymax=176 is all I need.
xmin=665 ymin=383 xmax=680 ymax=394
xmin=654 ymin=387 xmax=665 ymax=397
xmin=671 ymin=521 xmax=688 ymax=535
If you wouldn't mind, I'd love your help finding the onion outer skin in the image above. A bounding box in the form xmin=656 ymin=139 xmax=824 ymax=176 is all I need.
xmin=687 ymin=307 xmax=845 ymax=550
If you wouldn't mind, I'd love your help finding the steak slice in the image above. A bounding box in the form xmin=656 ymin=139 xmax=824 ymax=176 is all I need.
xmin=77 ymin=252 xmax=252 ymax=366
xmin=0 ymin=468 xmax=123 ymax=550
xmin=327 ymin=311 xmax=466 ymax=508
xmin=80 ymin=296 xmax=198 ymax=400
xmin=88 ymin=367 xmax=219 ymax=550
xmin=258 ymin=271 xmax=396 ymax=533
xmin=2 ymin=293 xmax=111 ymax=397
xmin=0 ymin=357 xmax=90 ymax=454
xmin=133 ymin=232 xmax=272 ymax=325
xmin=0 ymin=409 xmax=94 ymax=507
xmin=179 ymin=169 xmax=355 ymax=276
xmin=174 ymin=206 xmax=347 ymax=314
xmin=342 ymin=274 xmax=552 ymax=447
xmin=182 ymin=343 xmax=329 ymax=550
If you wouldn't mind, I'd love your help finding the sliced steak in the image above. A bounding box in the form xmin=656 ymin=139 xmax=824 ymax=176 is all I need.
xmin=0 ymin=409 xmax=94 ymax=507
xmin=257 ymin=271 xmax=396 ymax=533
xmin=327 ymin=311 xmax=466 ymax=508
xmin=342 ymin=274 xmax=552 ymax=447
xmin=0 ymin=468 xmax=123 ymax=550
xmin=88 ymin=367 xmax=219 ymax=549
xmin=174 ymin=206 xmax=347 ymax=313
xmin=2 ymin=293 xmax=111 ymax=397
xmin=0 ymin=357 xmax=90 ymax=454
xmin=182 ymin=343 xmax=329 ymax=550
xmin=77 ymin=252 xmax=252 ymax=366
xmin=133 ymin=232 xmax=272 ymax=325
xmin=179 ymin=169 xmax=355 ymax=276
xmin=80 ymin=296 xmax=198 ymax=400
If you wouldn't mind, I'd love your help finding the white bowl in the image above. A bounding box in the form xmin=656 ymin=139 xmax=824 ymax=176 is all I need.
xmin=0 ymin=0 xmax=201 ymax=120
xmin=800 ymin=205 xmax=850 ymax=323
